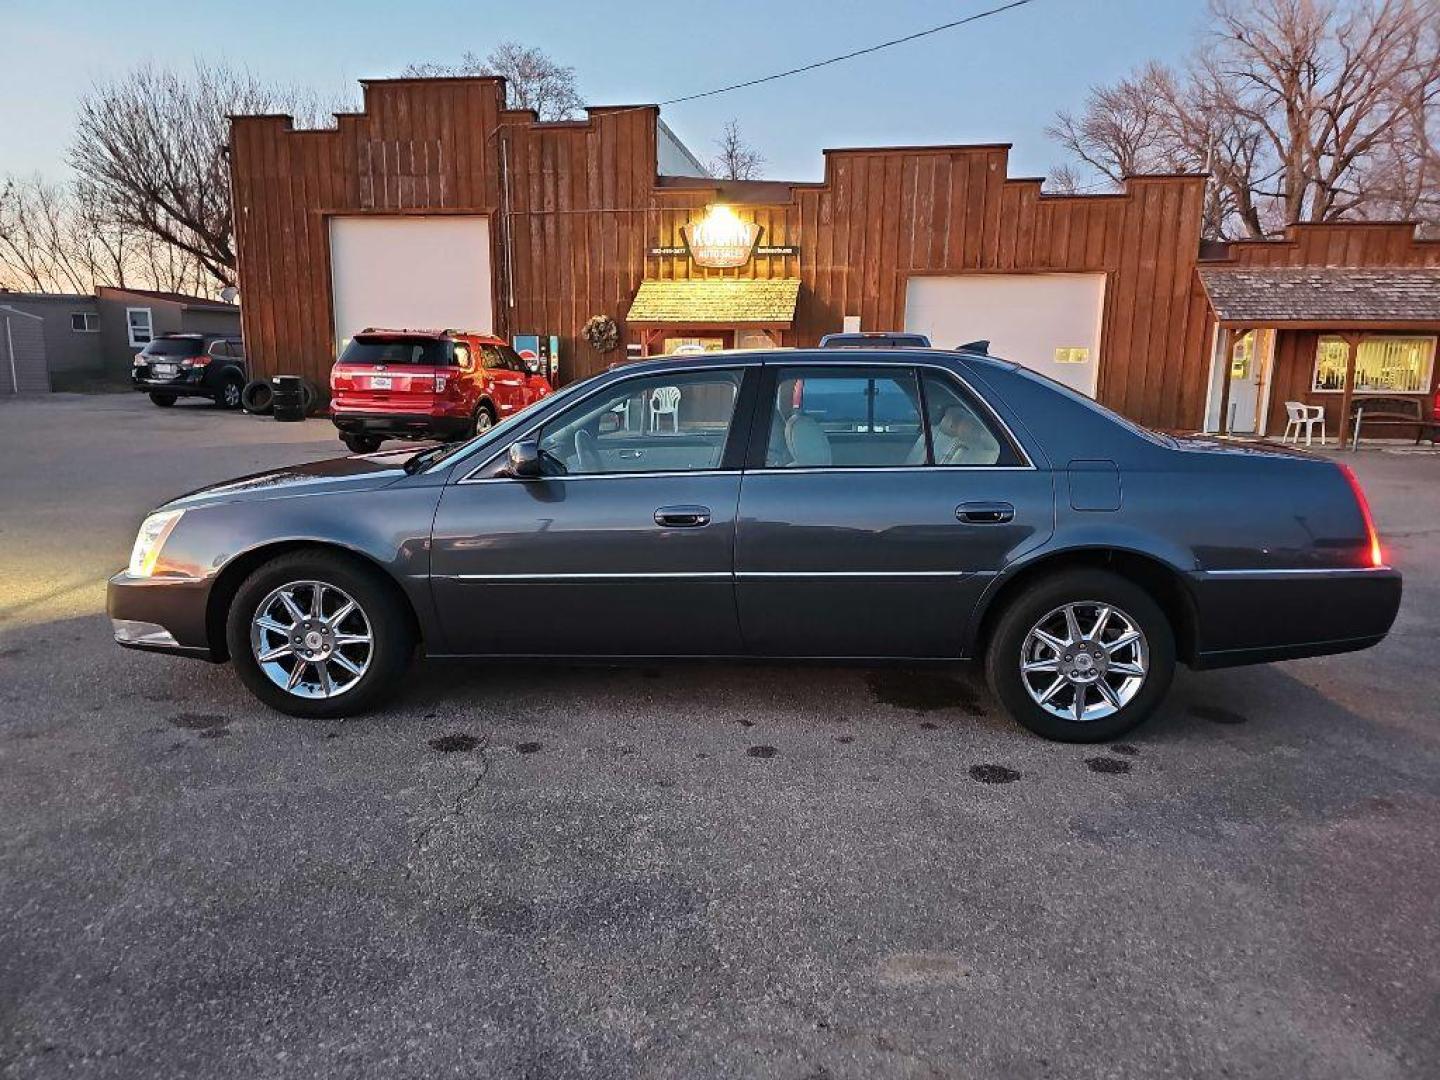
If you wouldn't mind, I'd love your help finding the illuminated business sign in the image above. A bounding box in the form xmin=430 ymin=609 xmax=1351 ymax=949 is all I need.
xmin=648 ymin=205 xmax=799 ymax=267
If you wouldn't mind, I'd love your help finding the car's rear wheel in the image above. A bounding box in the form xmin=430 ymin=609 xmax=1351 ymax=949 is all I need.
xmin=225 ymin=552 xmax=414 ymax=719
xmin=216 ymin=374 xmax=244 ymax=410
xmin=149 ymin=392 xmax=177 ymax=407
xmin=342 ymin=433 xmax=383 ymax=454
xmin=240 ymin=379 xmax=274 ymax=415
xmin=468 ymin=403 xmax=496 ymax=439
xmin=985 ymin=569 xmax=1174 ymax=742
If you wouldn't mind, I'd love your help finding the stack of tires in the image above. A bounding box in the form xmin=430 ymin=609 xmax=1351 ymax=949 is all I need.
xmin=242 ymin=376 xmax=320 ymax=419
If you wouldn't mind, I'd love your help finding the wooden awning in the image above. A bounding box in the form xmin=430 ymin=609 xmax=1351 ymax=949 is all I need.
xmin=627 ymin=278 xmax=801 ymax=327
xmin=1199 ymin=266 xmax=1440 ymax=329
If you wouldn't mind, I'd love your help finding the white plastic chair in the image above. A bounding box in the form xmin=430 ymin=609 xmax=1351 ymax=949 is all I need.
xmin=649 ymin=386 xmax=681 ymax=432
xmin=1282 ymin=401 xmax=1326 ymax=446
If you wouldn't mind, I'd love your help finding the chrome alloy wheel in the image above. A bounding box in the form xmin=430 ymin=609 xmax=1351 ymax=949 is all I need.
xmin=1019 ymin=601 xmax=1149 ymax=723
xmin=249 ymin=580 xmax=373 ymax=699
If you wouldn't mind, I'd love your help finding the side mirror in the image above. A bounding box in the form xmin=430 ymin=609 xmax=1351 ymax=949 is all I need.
xmin=505 ymin=439 xmax=544 ymax=479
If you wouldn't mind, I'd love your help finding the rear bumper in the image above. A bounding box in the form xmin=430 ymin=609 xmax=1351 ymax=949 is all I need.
xmin=132 ymin=377 xmax=217 ymax=399
xmin=331 ymin=411 xmax=471 ymax=441
xmin=107 ymin=571 xmax=219 ymax=660
xmin=1188 ymin=566 xmax=1401 ymax=668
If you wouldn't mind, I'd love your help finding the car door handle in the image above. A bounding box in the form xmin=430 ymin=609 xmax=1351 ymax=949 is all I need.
xmin=654 ymin=505 xmax=711 ymax=528
xmin=956 ymin=501 xmax=1015 ymax=524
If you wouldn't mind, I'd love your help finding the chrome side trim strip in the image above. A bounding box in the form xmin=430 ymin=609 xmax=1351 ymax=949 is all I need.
xmin=444 ymin=569 xmax=984 ymax=582
xmin=1198 ymin=566 xmax=1394 ymax=577
xmin=736 ymin=570 xmax=973 ymax=579
xmin=459 ymin=469 xmax=739 ymax=486
xmin=448 ymin=572 xmax=733 ymax=581
xmin=746 ymin=466 xmax=1033 ymax=476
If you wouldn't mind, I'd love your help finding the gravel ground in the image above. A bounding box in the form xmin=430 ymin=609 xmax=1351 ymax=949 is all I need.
xmin=1 ymin=393 xmax=1437 ymax=1079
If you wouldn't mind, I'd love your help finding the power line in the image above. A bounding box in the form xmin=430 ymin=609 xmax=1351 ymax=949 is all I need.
xmin=658 ymin=0 xmax=1040 ymax=107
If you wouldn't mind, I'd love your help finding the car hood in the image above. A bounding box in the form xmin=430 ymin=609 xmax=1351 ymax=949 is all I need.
xmin=163 ymin=449 xmax=417 ymax=511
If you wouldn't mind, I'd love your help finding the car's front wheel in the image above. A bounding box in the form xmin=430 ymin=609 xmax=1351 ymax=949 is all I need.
xmin=985 ymin=568 xmax=1175 ymax=742
xmin=225 ymin=552 xmax=415 ymax=718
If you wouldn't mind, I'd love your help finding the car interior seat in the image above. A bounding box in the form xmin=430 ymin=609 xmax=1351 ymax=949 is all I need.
xmin=784 ymin=413 xmax=833 ymax=467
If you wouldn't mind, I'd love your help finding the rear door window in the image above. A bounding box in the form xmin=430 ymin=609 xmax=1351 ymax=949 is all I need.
xmin=764 ymin=366 xmax=923 ymax=468
xmin=921 ymin=371 xmax=1023 ymax=467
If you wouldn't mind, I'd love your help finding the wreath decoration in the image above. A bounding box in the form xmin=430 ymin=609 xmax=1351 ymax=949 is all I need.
xmin=582 ymin=314 xmax=620 ymax=353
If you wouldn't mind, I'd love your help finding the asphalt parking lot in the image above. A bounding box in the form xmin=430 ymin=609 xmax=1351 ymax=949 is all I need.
xmin=2 ymin=392 xmax=1438 ymax=1080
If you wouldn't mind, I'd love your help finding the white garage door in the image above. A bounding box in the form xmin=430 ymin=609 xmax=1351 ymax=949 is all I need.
xmin=329 ymin=215 xmax=493 ymax=351
xmin=905 ymin=273 xmax=1106 ymax=396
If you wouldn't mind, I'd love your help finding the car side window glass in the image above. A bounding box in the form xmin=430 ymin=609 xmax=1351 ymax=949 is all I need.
xmin=453 ymin=343 xmax=472 ymax=370
xmin=764 ymin=366 xmax=922 ymax=468
xmin=478 ymin=345 xmax=507 ymax=370
xmin=921 ymin=372 xmax=1016 ymax=467
xmin=536 ymin=370 xmax=743 ymax=476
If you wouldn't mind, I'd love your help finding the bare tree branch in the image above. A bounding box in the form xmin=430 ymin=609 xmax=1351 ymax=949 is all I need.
xmin=403 ymin=43 xmax=584 ymax=120
xmin=709 ymin=120 xmax=766 ymax=181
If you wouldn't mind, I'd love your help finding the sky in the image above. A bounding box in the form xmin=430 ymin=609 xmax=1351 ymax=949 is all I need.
xmin=0 ymin=0 xmax=1208 ymax=184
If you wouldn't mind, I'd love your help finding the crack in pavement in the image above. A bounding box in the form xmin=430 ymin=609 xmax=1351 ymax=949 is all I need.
xmin=405 ymin=734 xmax=492 ymax=884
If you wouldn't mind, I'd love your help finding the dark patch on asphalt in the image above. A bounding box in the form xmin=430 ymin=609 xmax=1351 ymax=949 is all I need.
xmin=0 ymin=647 xmax=25 ymax=659
xmin=1190 ymin=704 xmax=1249 ymax=725
xmin=747 ymin=745 xmax=777 ymax=759
xmin=736 ymin=718 xmax=756 ymax=728
xmin=515 ymin=741 xmax=542 ymax=754
xmin=866 ymin=670 xmax=983 ymax=714
xmin=919 ymin=721 xmax=939 ymax=730
xmin=169 ymin=713 xmax=227 ymax=731
xmin=835 ymin=735 xmax=855 ymax=744
xmin=326 ymin=732 xmax=340 ymax=739
xmin=1086 ymin=756 xmax=1131 ymax=774
xmin=199 ymin=728 xmax=229 ymax=740
xmin=969 ymin=764 xmax=1020 ymax=784
xmin=428 ymin=733 xmax=480 ymax=753
xmin=473 ymin=896 xmax=536 ymax=935
xmin=1110 ymin=743 xmax=1141 ymax=756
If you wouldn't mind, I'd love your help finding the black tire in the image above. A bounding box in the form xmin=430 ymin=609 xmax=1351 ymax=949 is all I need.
xmin=149 ymin=392 xmax=177 ymax=407
xmin=215 ymin=373 xmax=244 ymax=410
xmin=240 ymin=379 xmax=274 ymax=415
xmin=342 ymin=433 xmax=383 ymax=454
xmin=469 ymin=403 xmax=497 ymax=439
xmin=299 ymin=379 xmax=321 ymax=417
xmin=225 ymin=551 xmax=415 ymax=719
xmin=985 ymin=568 xmax=1175 ymax=743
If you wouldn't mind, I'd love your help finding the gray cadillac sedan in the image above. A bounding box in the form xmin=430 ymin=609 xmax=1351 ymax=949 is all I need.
xmin=109 ymin=348 xmax=1401 ymax=742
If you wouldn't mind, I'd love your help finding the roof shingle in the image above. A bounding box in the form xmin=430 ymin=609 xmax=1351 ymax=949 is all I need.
xmin=1198 ymin=266 xmax=1440 ymax=324
xmin=627 ymin=278 xmax=801 ymax=325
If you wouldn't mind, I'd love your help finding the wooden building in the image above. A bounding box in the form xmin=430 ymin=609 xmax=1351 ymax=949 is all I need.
xmin=230 ymin=76 xmax=1440 ymax=434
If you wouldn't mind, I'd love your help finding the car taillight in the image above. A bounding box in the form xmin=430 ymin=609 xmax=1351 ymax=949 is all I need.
xmin=1432 ymin=390 xmax=1440 ymax=421
xmin=181 ymin=355 xmax=210 ymax=367
xmin=1339 ymin=464 xmax=1385 ymax=568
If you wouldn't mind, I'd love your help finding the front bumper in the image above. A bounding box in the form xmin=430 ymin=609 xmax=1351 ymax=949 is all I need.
xmin=331 ymin=411 xmax=472 ymax=441
xmin=107 ymin=571 xmax=219 ymax=660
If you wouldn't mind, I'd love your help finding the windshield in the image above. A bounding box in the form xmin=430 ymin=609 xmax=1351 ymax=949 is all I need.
xmin=340 ymin=338 xmax=453 ymax=367
xmin=141 ymin=338 xmax=204 ymax=357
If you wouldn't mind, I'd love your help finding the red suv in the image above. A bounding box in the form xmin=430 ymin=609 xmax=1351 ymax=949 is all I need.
xmin=329 ymin=329 xmax=552 ymax=453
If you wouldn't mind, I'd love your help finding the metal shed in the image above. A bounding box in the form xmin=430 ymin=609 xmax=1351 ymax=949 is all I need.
xmin=0 ymin=305 xmax=49 ymax=394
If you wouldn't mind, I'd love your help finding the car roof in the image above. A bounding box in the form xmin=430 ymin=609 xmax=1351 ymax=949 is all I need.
xmin=357 ymin=327 xmax=507 ymax=343
xmin=610 ymin=346 xmax=1018 ymax=378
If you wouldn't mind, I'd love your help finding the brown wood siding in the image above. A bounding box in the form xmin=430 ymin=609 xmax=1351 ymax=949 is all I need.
xmin=231 ymin=77 xmax=1436 ymax=430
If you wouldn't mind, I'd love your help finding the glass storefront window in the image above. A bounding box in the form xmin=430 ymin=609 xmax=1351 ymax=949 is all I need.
xmin=1313 ymin=335 xmax=1436 ymax=393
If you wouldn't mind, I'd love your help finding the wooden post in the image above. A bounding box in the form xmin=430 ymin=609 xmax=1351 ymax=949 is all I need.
xmin=1337 ymin=333 xmax=1361 ymax=446
xmin=1215 ymin=327 xmax=1235 ymax=435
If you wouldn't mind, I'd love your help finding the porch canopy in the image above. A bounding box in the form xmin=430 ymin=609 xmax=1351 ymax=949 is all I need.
xmin=1198 ymin=266 xmax=1440 ymax=437
xmin=627 ymin=278 xmax=801 ymax=331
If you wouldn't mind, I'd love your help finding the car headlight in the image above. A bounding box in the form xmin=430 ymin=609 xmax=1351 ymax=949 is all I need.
xmin=128 ymin=509 xmax=184 ymax=578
